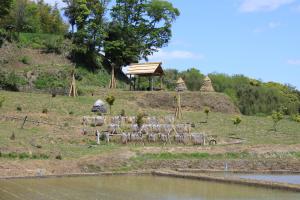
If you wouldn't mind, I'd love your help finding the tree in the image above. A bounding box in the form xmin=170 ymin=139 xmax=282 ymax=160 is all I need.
xmin=180 ymin=68 xmax=204 ymax=91
xmin=0 ymin=0 xmax=13 ymax=18
xmin=105 ymin=95 xmax=115 ymax=115
xmin=272 ymin=111 xmax=283 ymax=131
xmin=104 ymin=0 xmax=180 ymax=88
xmin=204 ymin=107 xmax=210 ymax=123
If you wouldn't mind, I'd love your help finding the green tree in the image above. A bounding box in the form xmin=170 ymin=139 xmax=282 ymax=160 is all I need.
xmin=0 ymin=0 xmax=13 ymax=18
xmin=104 ymin=0 xmax=180 ymax=88
xmin=180 ymin=68 xmax=204 ymax=91
xmin=271 ymin=111 xmax=283 ymax=132
xmin=105 ymin=95 xmax=115 ymax=115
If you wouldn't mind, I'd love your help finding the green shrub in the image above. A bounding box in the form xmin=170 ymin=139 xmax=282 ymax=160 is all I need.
xmin=233 ymin=116 xmax=242 ymax=127
xmin=137 ymin=113 xmax=145 ymax=128
xmin=204 ymin=107 xmax=210 ymax=123
xmin=42 ymin=108 xmax=48 ymax=114
xmin=55 ymin=155 xmax=62 ymax=160
xmin=291 ymin=114 xmax=300 ymax=123
xmin=18 ymin=152 xmax=30 ymax=159
xmin=120 ymin=109 xmax=126 ymax=117
xmin=0 ymin=71 xmax=27 ymax=91
xmin=16 ymin=105 xmax=22 ymax=111
xmin=105 ymin=95 xmax=116 ymax=115
xmin=272 ymin=111 xmax=283 ymax=131
xmin=69 ymin=111 xmax=74 ymax=115
xmin=19 ymin=56 xmax=31 ymax=64
xmin=0 ymin=95 xmax=5 ymax=108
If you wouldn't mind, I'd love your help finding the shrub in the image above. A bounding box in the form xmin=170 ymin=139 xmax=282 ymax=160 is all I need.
xmin=42 ymin=108 xmax=48 ymax=114
xmin=10 ymin=132 xmax=15 ymax=140
xmin=233 ymin=116 xmax=242 ymax=127
xmin=19 ymin=56 xmax=31 ymax=64
xmin=120 ymin=109 xmax=126 ymax=117
xmin=18 ymin=152 xmax=30 ymax=159
xmin=204 ymin=107 xmax=210 ymax=123
xmin=55 ymin=155 xmax=62 ymax=160
xmin=16 ymin=105 xmax=22 ymax=111
xmin=137 ymin=113 xmax=145 ymax=128
xmin=291 ymin=114 xmax=300 ymax=123
xmin=0 ymin=71 xmax=27 ymax=91
xmin=105 ymin=95 xmax=115 ymax=115
xmin=69 ymin=111 xmax=74 ymax=115
xmin=272 ymin=111 xmax=283 ymax=131
xmin=0 ymin=95 xmax=5 ymax=108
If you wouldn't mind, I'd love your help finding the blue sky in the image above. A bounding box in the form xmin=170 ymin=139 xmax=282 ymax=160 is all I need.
xmin=45 ymin=0 xmax=300 ymax=89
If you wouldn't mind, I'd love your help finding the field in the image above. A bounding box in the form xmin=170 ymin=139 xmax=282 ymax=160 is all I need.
xmin=0 ymin=90 xmax=300 ymax=177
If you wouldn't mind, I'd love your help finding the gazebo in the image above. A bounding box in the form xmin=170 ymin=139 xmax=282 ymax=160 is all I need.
xmin=127 ymin=62 xmax=164 ymax=91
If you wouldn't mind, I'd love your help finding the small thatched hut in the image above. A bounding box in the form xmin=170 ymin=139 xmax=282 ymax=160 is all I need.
xmin=176 ymin=77 xmax=187 ymax=92
xmin=200 ymin=76 xmax=215 ymax=92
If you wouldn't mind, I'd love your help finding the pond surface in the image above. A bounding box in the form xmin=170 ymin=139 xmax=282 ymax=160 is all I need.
xmin=0 ymin=175 xmax=300 ymax=200
xmin=233 ymin=174 xmax=300 ymax=185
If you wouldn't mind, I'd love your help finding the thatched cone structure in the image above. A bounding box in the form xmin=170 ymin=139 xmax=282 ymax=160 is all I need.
xmin=69 ymin=73 xmax=78 ymax=97
xmin=200 ymin=76 xmax=215 ymax=92
xmin=175 ymin=77 xmax=186 ymax=120
xmin=176 ymin=77 xmax=187 ymax=92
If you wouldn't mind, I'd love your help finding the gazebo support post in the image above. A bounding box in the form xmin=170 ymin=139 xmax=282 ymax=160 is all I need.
xmin=129 ymin=74 xmax=132 ymax=91
xmin=151 ymin=76 xmax=154 ymax=91
xmin=160 ymin=75 xmax=163 ymax=90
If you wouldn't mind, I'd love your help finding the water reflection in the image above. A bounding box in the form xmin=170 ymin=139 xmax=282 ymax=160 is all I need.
xmin=0 ymin=175 xmax=300 ymax=200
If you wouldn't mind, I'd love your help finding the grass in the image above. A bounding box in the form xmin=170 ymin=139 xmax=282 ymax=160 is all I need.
xmin=134 ymin=152 xmax=251 ymax=161
xmin=0 ymin=90 xmax=300 ymax=162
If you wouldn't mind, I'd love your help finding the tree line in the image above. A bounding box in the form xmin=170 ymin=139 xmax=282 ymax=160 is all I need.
xmin=162 ymin=68 xmax=300 ymax=116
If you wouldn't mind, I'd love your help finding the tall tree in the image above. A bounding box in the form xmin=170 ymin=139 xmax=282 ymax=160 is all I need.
xmin=104 ymin=0 xmax=180 ymax=88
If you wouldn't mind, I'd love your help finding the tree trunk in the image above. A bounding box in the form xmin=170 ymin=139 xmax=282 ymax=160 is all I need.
xmin=109 ymin=64 xmax=116 ymax=89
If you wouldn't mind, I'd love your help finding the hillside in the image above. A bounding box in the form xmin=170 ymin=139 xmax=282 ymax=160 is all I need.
xmin=1 ymin=90 xmax=300 ymax=176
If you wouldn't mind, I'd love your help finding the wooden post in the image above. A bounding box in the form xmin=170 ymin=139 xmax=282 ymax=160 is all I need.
xmin=69 ymin=72 xmax=77 ymax=97
xmin=109 ymin=64 xmax=116 ymax=89
xmin=151 ymin=76 xmax=154 ymax=91
xmin=21 ymin=115 xmax=28 ymax=129
xmin=129 ymin=74 xmax=132 ymax=91
xmin=175 ymin=92 xmax=182 ymax=120
xmin=160 ymin=76 xmax=163 ymax=90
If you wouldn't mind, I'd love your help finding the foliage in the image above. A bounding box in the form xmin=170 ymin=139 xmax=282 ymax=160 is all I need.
xmin=0 ymin=0 xmax=68 ymax=35
xmin=0 ymin=70 xmax=26 ymax=91
xmin=233 ymin=116 xmax=242 ymax=127
xmin=42 ymin=108 xmax=48 ymax=114
xmin=181 ymin=68 xmax=204 ymax=91
xmin=0 ymin=95 xmax=5 ymax=108
xmin=136 ymin=112 xmax=145 ymax=128
xmin=16 ymin=105 xmax=22 ymax=111
xmin=204 ymin=107 xmax=210 ymax=123
xmin=272 ymin=111 xmax=283 ymax=131
xmin=120 ymin=109 xmax=125 ymax=117
xmin=291 ymin=114 xmax=300 ymax=123
xmin=19 ymin=55 xmax=30 ymax=64
xmin=105 ymin=95 xmax=115 ymax=114
xmin=34 ymin=72 xmax=68 ymax=90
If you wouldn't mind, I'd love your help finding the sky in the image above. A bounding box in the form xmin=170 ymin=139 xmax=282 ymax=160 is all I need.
xmin=44 ymin=0 xmax=300 ymax=89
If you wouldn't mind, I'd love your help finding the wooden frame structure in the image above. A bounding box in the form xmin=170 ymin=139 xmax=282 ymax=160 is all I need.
xmin=126 ymin=62 xmax=164 ymax=91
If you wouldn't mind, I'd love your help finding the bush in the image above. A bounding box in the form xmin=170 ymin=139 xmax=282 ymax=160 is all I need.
xmin=233 ymin=116 xmax=242 ymax=127
xmin=0 ymin=70 xmax=27 ymax=91
xmin=272 ymin=111 xmax=283 ymax=131
xmin=55 ymin=155 xmax=62 ymax=160
xmin=69 ymin=111 xmax=74 ymax=115
xmin=291 ymin=114 xmax=300 ymax=123
xmin=19 ymin=56 xmax=31 ymax=65
xmin=105 ymin=95 xmax=116 ymax=115
xmin=0 ymin=95 xmax=5 ymax=108
xmin=42 ymin=108 xmax=48 ymax=114
xmin=16 ymin=105 xmax=22 ymax=111
xmin=137 ymin=113 xmax=145 ymax=128
xmin=120 ymin=109 xmax=126 ymax=117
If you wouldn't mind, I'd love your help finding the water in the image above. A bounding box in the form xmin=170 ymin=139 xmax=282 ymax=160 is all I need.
xmin=235 ymin=174 xmax=300 ymax=185
xmin=0 ymin=175 xmax=300 ymax=200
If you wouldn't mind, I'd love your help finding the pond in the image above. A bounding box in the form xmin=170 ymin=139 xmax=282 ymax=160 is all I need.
xmin=232 ymin=174 xmax=300 ymax=185
xmin=0 ymin=175 xmax=300 ymax=200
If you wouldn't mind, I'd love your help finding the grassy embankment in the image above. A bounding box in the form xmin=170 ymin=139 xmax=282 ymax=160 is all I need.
xmin=0 ymin=90 xmax=300 ymax=175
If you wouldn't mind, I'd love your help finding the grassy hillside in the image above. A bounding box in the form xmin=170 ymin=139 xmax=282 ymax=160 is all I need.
xmin=0 ymin=90 xmax=300 ymax=175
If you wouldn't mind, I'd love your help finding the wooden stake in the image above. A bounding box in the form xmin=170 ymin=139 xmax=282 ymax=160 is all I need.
xmin=175 ymin=92 xmax=183 ymax=119
xmin=69 ymin=72 xmax=77 ymax=97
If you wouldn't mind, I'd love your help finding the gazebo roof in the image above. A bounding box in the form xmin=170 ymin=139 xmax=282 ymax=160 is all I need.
xmin=127 ymin=62 xmax=164 ymax=76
